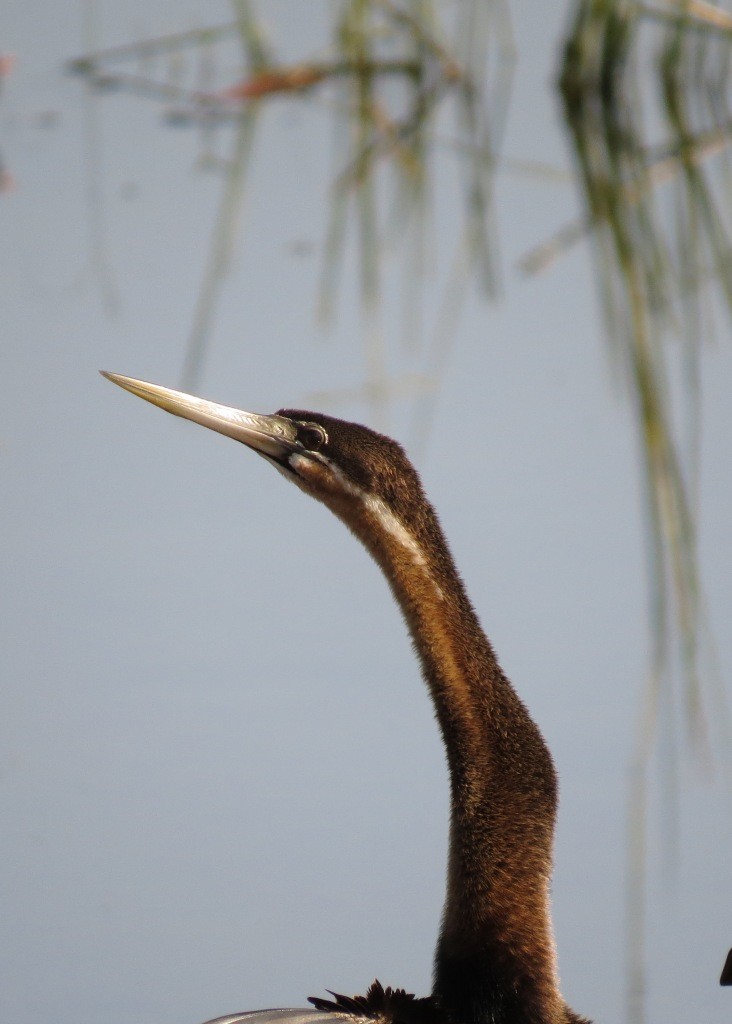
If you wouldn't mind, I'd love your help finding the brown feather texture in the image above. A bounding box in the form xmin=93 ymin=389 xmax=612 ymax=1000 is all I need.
xmin=100 ymin=375 xmax=592 ymax=1024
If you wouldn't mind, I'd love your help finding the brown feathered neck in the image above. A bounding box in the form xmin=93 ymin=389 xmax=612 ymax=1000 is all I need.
xmin=278 ymin=412 xmax=588 ymax=1024
xmin=99 ymin=381 xmax=590 ymax=1024
xmin=356 ymin=493 xmax=578 ymax=1023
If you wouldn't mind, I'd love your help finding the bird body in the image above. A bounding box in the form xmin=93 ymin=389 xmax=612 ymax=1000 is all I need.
xmin=102 ymin=373 xmax=590 ymax=1024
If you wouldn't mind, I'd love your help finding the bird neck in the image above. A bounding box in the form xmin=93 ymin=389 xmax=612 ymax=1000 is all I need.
xmin=343 ymin=493 xmax=568 ymax=1024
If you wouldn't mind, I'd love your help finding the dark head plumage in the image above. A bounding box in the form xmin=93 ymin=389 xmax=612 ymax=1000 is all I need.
xmin=101 ymin=372 xmax=591 ymax=1024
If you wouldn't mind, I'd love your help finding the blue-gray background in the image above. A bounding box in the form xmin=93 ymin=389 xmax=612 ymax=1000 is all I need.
xmin=1 ymin=4 xmax=730 ymax=1024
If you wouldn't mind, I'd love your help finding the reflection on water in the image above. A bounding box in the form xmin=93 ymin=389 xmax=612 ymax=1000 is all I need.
xmin=68 ymin=1 xmax=514 ymax=426
xmin=557 ymin=4 xmax=732 ymax=1019
xmin=0 ymin=52 xmax=18 ymax=192
xmin=64 ymin=2 xmax=731 ymax=1022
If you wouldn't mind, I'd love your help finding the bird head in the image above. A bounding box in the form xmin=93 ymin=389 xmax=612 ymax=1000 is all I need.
xmin=100 ymin=373 xmax=430 ymax=565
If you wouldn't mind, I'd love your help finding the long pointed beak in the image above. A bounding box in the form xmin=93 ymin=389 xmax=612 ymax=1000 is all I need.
xmin=100 ymin=372 xmax=299 ymax=461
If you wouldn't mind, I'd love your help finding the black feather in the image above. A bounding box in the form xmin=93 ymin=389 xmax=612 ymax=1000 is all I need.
xmin=308 ymin=982 xmax=444 ymax=1024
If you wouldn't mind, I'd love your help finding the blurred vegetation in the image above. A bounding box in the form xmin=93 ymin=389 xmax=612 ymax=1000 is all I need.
xmin=555 ymin=3 xmax=732 ymax=1020
xmin=69 ymin=2 xmax=732 ymax=1020
xmin=69 ymin=0 xmax=515 ymax=413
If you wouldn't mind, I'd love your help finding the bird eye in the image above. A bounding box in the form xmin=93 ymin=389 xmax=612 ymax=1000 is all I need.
xmin=297 ymin=423 xmax=328 ymax=451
